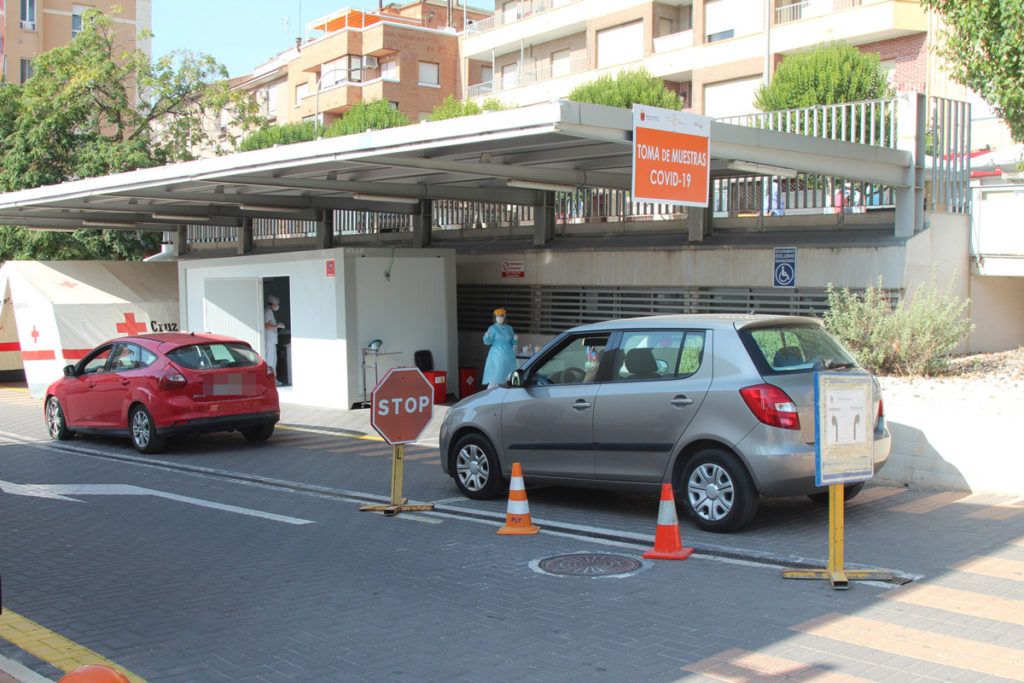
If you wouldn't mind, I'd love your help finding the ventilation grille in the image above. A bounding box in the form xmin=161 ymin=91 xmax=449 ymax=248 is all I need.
xmin=458 ymin=284 xmax=850 ymax=335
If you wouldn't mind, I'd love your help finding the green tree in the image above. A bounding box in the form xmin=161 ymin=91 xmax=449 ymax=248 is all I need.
xmin=921 ymin=0 xmax=1024 ymax=143
xmin=0 ymin=9 xmax=260 ymax=262
xmin=323 ymin=98 xmax=411 ymax=136
xmin=428 ymin=94 xmax=507 ymax=121
xmin=754 ymin=42 xmax=892 ymax=112
xmin=567 ymin=68 xmax=683 ymax=110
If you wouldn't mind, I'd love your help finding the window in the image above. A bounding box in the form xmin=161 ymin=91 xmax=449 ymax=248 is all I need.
xmin=739 ymin=324 xmax=855 ymax=375
xmin=266 ymin=84 xmax=278 ymax=115
xmin=528 ymin=334 xmax=610 ymax=386
xmin=72 ymin=4 xmax=88 ymax=37
xmin=657 ymin=17 xmax=674 ymax=37
xmin=500 ymin=63 xmax=518 ymax=89
xmin=20 ymin=0 xmax=36 ymax=27
xmin=295 ymin=82 xmax=309 ymax=105
xmin=418 ymin=61 xmax=439 ymax=86
xmin=596 ymin=21 xmax=643 ymax=69
xmin=346 ymin=55 xmax=362 ymax=84
xmin=480 ymin=66 xmax=493 ymax=84
xmin=168 ymin=342 xmax=260 ymax=370
xmin=381 ymin=59 xmax=398 ymax=81
xmin=703 ymin=75 xmax=761 ymax=118
xmin=80 ymin=346 xmax=113 ymax=375
xmin=610 ymin=330 xmax=705 ymax=381
xmin=19 ymin=59 xmax=33 ymax=84
xmin=550 ymin=49 xmax=570 ymax=78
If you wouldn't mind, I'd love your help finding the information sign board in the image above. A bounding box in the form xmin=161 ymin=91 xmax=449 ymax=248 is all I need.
xmin=814 ymin=372 xmax=874 ymax=486
xmin=632 ymin=105 xmax=711 ymax=207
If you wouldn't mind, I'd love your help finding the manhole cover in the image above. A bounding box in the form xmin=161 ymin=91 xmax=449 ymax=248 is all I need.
xmin=536 ymin=553 xmax=644 ymax=577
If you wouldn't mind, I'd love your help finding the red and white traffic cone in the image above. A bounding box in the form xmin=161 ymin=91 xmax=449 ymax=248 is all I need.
xmin=643 ymin=483 xmax=694 ymax=560
xmin=497 ymin=462 xmax=540 ymax=535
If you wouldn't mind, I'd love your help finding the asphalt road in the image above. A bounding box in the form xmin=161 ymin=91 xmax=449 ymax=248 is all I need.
xmin=1 ymin=387 xmax=1023 ymax=681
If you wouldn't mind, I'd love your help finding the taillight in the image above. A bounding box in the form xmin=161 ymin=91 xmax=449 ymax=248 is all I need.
xmin=158 ymin=371 xmax=187 ymax=391
xmin=739 ymin=383 xmax=800 ymax=430
xmin=877 ymin=398 xmax=884 ymax=418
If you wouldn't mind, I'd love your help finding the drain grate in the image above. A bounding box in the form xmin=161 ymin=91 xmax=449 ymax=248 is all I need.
xmin=537 ymin=553 xmax=644 ymax=577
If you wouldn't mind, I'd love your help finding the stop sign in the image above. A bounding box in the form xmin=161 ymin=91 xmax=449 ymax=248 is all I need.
xmin=370 ymin=367 xmax=434 ymax=445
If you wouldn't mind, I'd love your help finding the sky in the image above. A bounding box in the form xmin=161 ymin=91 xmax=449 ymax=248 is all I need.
xmin=150 ymin=0 xmax=493 ymax=79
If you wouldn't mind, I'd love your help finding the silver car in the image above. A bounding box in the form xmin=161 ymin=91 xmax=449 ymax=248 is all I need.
xmin=439 ymin=314 xmax=891 ymax=532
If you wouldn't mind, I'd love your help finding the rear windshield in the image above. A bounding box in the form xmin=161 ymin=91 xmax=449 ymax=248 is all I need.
xmin=167 ymin=342 xmax=260 ymax=370
xmin=739 ymin=323 xmax=857 ymax=374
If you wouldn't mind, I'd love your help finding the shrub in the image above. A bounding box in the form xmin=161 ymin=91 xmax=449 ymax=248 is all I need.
xmin=238 ymin=121 xmax=320 ymax=151
xmin=428 ymin=95 xmax=507 ymax=121
xmin=323 ymin=99 xmax=411 ymax=136
xmin=824 ymin=273 xmax=974 ymax=376
xmin=567 ymin=67 xmax=683 ymax=110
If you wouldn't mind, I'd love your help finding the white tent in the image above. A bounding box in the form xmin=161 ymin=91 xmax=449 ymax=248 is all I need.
xmin=0 ymin=260 xmax=179 ymax=397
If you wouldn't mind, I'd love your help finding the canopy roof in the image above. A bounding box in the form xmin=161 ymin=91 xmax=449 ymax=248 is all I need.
xmin=0 ymin=100 xmax=912 ymax=233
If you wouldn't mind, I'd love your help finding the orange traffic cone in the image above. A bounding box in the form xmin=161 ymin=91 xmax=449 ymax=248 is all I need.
xmin=643 ymin=483 xmax=694 ymax=560
xmin=497 ymin=462 xmax=540 ymax=535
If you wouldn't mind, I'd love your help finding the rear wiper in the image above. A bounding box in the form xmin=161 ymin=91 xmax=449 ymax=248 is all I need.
xmin=824 ymin=359 xmax=856 ymax=370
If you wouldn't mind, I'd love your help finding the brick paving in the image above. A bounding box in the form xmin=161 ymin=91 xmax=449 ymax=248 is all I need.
xmin=1 ymin=386 xmax=1023 ymax=681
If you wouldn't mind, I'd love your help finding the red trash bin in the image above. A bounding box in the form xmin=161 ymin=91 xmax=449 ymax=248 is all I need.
xmin=459 ymin=367 xmax=478 ymax=399
xmin=423 ymin=370 xmax=447 ymax=403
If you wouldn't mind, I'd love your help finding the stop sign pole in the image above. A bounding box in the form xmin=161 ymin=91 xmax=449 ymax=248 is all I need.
xmin=359 ymin=367 xmax=436 ymax=516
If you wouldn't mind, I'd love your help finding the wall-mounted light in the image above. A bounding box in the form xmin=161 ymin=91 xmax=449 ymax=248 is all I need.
xmin=506 ymin=179 xmax=578 ymax=192
xmin=82 ymin=220 xmax=136 ymax=228
xmin=726 ymin=161 xmax=799 ymax=178
xmin=352 ymin=193 xmax=421 ymax=205
xmin=151 ymin=213 xmax=211 ymax=222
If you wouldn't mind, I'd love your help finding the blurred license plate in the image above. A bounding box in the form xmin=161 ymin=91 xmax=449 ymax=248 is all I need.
xmin=205 ymin=374 xmax=245 ymax=396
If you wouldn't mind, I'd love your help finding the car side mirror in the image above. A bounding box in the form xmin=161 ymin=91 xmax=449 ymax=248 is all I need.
xmin=63 ymin=364 xmax=76 ymax=377
xmin=509 ymin=369 xmax=523 ymax=387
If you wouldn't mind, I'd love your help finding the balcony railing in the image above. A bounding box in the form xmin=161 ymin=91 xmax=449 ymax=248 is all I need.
xmin=465 ymin=0 xmax=579 ymax=35
xmin=653 ymin=29 xmax=694 ymax=53
xmin=466 ymin=55 xmax=589 ymax=98
xmin=775 ymin=0 xmax=864 ymax=25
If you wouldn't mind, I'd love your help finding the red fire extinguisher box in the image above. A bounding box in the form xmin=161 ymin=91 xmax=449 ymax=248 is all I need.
xmin=459 ymin=367 xmax=478 ymax=399
xmin=423 ymin=370 xmax=447 ymax=404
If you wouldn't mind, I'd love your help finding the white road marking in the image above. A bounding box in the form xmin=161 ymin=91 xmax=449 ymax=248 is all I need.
xmin=0 ymin=479 xmax=315 ymax=526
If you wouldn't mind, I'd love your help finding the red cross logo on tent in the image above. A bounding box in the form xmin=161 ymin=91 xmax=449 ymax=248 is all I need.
xmin=116 ymin=313 xmax=148 ymax=336
xmin=59 ymin=280 xmax=78 ymax=288
xmin=31 ymin=326 xmax=40 ymax=343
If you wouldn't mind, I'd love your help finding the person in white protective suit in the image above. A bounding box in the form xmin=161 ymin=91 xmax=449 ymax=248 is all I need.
xmin=264 ymin=295 xmax=285 ymax=384
xmin=482 ymin=308 xmax=518 ymax=388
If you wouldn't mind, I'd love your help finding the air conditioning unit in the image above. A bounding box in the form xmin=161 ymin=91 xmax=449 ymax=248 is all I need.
xmin=20 ymin=20 xmax=36 ymax=30
xmin=362 ymin=56 xmax=378 ymax=69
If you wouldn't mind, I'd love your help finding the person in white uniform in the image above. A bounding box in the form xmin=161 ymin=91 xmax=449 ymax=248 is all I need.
xmin=264 ymin=295 xmax=284 ymax=384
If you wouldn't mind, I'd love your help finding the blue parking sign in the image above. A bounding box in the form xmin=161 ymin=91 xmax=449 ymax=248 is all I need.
xmin=774 ymin=247 xmax=796 ymax=288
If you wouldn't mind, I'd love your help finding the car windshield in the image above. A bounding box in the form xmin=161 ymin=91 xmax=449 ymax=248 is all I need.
xmin=740 ymin=323 xmax=856 ymax=374
xmin=167 ymin=342 xmax=260 ymax=370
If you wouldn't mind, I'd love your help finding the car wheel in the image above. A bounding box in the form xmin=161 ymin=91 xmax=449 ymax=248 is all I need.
xmin=680 ymin=448 xmax=759 ymax=532
xmin=45 ymin=397 xmax=75 ymax=441
xmin=130 ymin=405 xmax=165 ymax=454
xmin=807 ymin=482 xmax=865 ymax=504
xmin=452 ymin=433 xmax=506 ymax=500
xmin=242 ymin=423 xmax=275 ymax=442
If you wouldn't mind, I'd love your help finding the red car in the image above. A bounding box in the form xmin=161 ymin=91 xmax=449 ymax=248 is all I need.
xmin=44 ymin=332 xmax=280 ymax=453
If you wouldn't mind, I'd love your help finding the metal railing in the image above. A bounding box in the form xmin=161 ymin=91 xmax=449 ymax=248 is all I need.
xmin=465 ymin=0 xmax=578 ymax=35
xmin=775 ymin=0 xmax=864 ymax=25
xmin=928 ymin=96 xmax=971 ymax=214
xmin=717 ymin=98 xmax=898 ymax=147
xmin=466 ymin=55 xmax=589 ymax=98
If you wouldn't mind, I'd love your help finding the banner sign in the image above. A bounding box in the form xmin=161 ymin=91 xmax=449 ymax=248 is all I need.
xmin=632 ymin=105 xmax=711 ymax=207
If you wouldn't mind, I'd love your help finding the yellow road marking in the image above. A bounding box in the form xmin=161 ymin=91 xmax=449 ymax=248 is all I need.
xmin=0 ymin=609 xmax=145 ymax=681
xmin=276 ymin=424 xmax=383 ymax=441
xmin=0 ymin=385 xmax=30 ymax=394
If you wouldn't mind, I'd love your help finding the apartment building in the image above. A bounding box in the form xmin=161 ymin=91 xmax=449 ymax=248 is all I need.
xmin=2 ymin=0 xmax=151 ymax=83
xmin=460 ymin=0 xmax=1008 ymax=150
xmin=234 ymin=1 xmax=491 ymax=128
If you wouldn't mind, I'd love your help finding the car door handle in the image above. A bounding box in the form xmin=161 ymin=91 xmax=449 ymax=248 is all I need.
xmin=87 ymin=382 xmax=96 ymax=389
xmin=572 ymin=399 xmax=592 ymax=411
xmin=120 ymin=379 xmax=130 ymax=386
xmin=670 ymin=395 xmax=693 ymax=407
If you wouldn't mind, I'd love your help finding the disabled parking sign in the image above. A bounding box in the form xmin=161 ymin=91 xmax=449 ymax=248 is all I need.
xmin=774 ymin=247 xmax=796 ymax=288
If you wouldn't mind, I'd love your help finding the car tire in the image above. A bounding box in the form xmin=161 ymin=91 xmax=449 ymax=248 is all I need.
xmin=452 ymin=433 xmax=507 ymax=500
xmin=807 ymin=482 xmax=865 ymax=504
xmin=45 ymin=397 xmax=75 ymax=441
xmin=242 ymin=423 xmax=275 ymax=442
xmin=130 ymin=405 xmax=165 ymax=454
xmin=679 ymin=448 xmax=759 ymax=533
